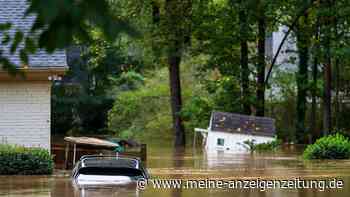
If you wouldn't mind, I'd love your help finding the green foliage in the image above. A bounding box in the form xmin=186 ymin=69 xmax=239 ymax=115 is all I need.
xmin=52 ymin=82 xmax=115 ymax=135
xmin=10 ymin=31 xmax=24 ymax=54
xmin=0 ymin=22 xmax=11 ymax=31
xmin=0 ymin=144 xmax=53 ymax=175
xmin=7 ymin=0 xmax=350 ymax=145
xmin=209 ymin=76 xmax=242 ymax=113
xmin=332 ymin=129 xmax=350 ymax=139
xmin=181 ymin=96 xmax=213 ymax=130
xmin=267 ymin=70 xmax=297 ymax=142
xmin=27 ymin=0 xmax=137 ymax=52
xmin=254 ymin=139 xmax=282 ymax=151
xmin=108 ymin=68 xmax=172 ymax=141
xmin=52 ymin=27 xmax=145 ymax=135
xmin=243 ymin=138 xmax=282 ymax=152
xmin=107 ymin=60 xmax=212 ymax=144
xmin=111 ymin=71 xmax=144 ymax=91
xmin=1 ymin=0 xmax=137 ymax=74
xmin=191 ymin=0 xmax=255 ymax=114
xmin=303 ymin=134 xmax=350 ymax=160
xmin=242 ymin=139 xmax=257 ymax=152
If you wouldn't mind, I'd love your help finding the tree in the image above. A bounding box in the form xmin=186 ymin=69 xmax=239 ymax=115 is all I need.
xmin=256 ymin=0 xmax=266 ymax=117
xmin=52 ymin=30 xmax=144 ymax=135
xmin=164 ymin=0 xmax=192 ymax=147
xmin=238 ymin=0 xmax=251 ymax=115
xmin=295 ymin=11 xmax=310 ymax=144
xmin=320 ymin=0 xmax=332 ymax=135
xmin=191 ymin=0 xmax=242 ymax=114
xmin=310 ymin=18 xmax=320 ymax=139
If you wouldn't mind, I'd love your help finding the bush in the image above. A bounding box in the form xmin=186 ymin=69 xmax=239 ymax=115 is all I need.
xmin=243 ymin=138 xmax=281 ymax=152
xmin=255 ymin=139 xmax=282 ymax=151
xmin=303 ymin=134 xmax=350 ymax=160
xmin=0 ymin=144 xmax=54 ymax=175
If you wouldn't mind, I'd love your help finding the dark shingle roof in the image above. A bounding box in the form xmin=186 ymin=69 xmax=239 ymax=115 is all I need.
xmin=0 ymin=0 xmax=67 ymax=68
xmin=210 ymin=111 xmax=276 ymax=137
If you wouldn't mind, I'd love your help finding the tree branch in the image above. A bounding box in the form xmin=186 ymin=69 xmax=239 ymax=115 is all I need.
xmin=264 ymin=3 xmax=314 ymax=85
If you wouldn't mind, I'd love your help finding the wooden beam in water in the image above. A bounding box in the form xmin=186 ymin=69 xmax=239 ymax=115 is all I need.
xmin=73 ymin=144 xmax=77 ymax=166
xmin=64 ymin=142 xmax=69 ymax=170
xmin=140 ymin=144 xmax=147 ymax=162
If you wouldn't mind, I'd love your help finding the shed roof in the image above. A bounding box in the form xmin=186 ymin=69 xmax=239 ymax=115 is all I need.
xmin=210 ymin=111 xmax=276 ymax=137
xmin=64 ymin=137 xmax=120 ymax=149
xmin=0 ymin=0 xmax=67 ymax=69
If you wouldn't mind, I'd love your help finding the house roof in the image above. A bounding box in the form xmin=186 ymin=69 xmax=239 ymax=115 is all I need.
xmin=0 ymin=0 xmax=67 ymax=69
xmin=210 ymin=111 xmax=276 ymax=137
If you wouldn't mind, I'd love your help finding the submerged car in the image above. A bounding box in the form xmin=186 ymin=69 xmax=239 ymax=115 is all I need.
xmin=72 ymin=155 xmax=149 ymax=187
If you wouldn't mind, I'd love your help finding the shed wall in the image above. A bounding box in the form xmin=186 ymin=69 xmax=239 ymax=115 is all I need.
xmin=206 ymin=131 xmax=274 ymax=153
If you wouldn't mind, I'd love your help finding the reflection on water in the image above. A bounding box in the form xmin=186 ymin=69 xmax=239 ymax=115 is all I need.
xmin=0 ymin=145 xmax=349 ymax=197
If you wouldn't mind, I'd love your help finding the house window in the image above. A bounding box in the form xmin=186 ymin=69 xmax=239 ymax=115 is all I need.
xmin=217 ymin=138 xmax=225 ymax=146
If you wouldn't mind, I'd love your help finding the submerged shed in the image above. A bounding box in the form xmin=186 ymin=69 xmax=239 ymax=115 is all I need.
xmin=60 ymin=136 xmax=147 ymax=169
xmin=194 ymin=111 xmax=276 ymax=153
xmin=64 ymin=137 xmax=120 ymax=149
xmin=63 ymin=137 xmax=120 ymax=169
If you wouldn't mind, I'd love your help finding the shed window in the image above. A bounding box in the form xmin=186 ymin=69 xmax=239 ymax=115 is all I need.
xmin=217 ymin=138 xmax=225 ymax=146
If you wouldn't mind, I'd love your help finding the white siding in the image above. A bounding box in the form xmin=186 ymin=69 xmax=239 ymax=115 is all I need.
xmin=0 ymin=82 xmax=51 ymax=150
xmin=206 ymin=131 xmax=274 ymax=153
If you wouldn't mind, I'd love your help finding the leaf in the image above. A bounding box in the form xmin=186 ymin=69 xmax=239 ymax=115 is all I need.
xmin=10 ymin=31 xmax=24 ymax=54
xmin=25 ymin=37 xmax=37 ymax=54
xmin=0 ymin=22 xmax=11 ymax=31
xmin=0 ymin=51 xmax=17 ymax=76
xmin=38 ymin=29 xmax=55 ymax=52
xmin=19 ymin=49 xmax=29 ymax=65
xmin=1 ymin=33 xmax=11 ymax=45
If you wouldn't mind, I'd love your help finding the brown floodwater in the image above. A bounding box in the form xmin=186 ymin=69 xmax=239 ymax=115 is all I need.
xmin=0 ymin=145 xmax=349 ymax=197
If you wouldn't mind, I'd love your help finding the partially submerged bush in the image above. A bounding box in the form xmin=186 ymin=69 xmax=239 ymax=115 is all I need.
xmin=0 ymin=144 xmax=54 ymax=175
xmin=243 ymin=138 xmax=281 ymax=152
xmin=303 ymin=134 xmax=350 ymax=160
xmin=255 ymin=139 xmax=282 ymax=151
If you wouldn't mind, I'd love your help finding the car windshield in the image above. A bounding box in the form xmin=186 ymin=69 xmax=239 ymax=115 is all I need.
xmin=82 ymin=158 xmax=139 ymax=169
xmin=77 ymin=157 xmax=146 ymax=177
xmin=78 ymin=167 xmax=144 ymax=177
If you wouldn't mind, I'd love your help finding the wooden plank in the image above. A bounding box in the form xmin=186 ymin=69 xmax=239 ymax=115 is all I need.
xmin=64 ymin=142 xmax=69 ymax=170
xmin=73 ymin=144 xmax=77 ymax=166
xmin=141 ymin=144 xmax=147 ymax=162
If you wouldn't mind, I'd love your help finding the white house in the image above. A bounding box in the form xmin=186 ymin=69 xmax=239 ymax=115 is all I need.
xmin=0 ymin=0 xmax=67 ymax=150
xmin=194 ymin=112 xmax=276 ymax=153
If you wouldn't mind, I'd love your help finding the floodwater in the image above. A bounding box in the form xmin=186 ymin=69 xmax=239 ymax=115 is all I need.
xmin=0 ymin=145 xmax=349 ymax=197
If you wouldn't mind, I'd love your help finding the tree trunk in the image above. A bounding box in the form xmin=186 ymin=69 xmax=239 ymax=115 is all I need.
xmin=239 ymin=1 xmax=251 ymax=115
xmin=334 ymin=13 xmax=340 ymax=131
xmin=334 ymin=59 xmax=339 ymax=130
xmin=311 ymin=20 xmax=319 ymax=140
xmin=322 ymin=0 xmax=332 ymax=135
xmin=323 ymin=56 xmax=332 ymax=135
xmin=256 ymin=1 xmax=266 ymax=117
xmin=168 ymin=53 xmax=186 ymax=147
xmin=151 ymin=1 xmax=160 ymax=24
xmin=165 ymin=0 xmax=187 ymax=147
xmin=295 ymin=16 xmax=310 ymax=144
